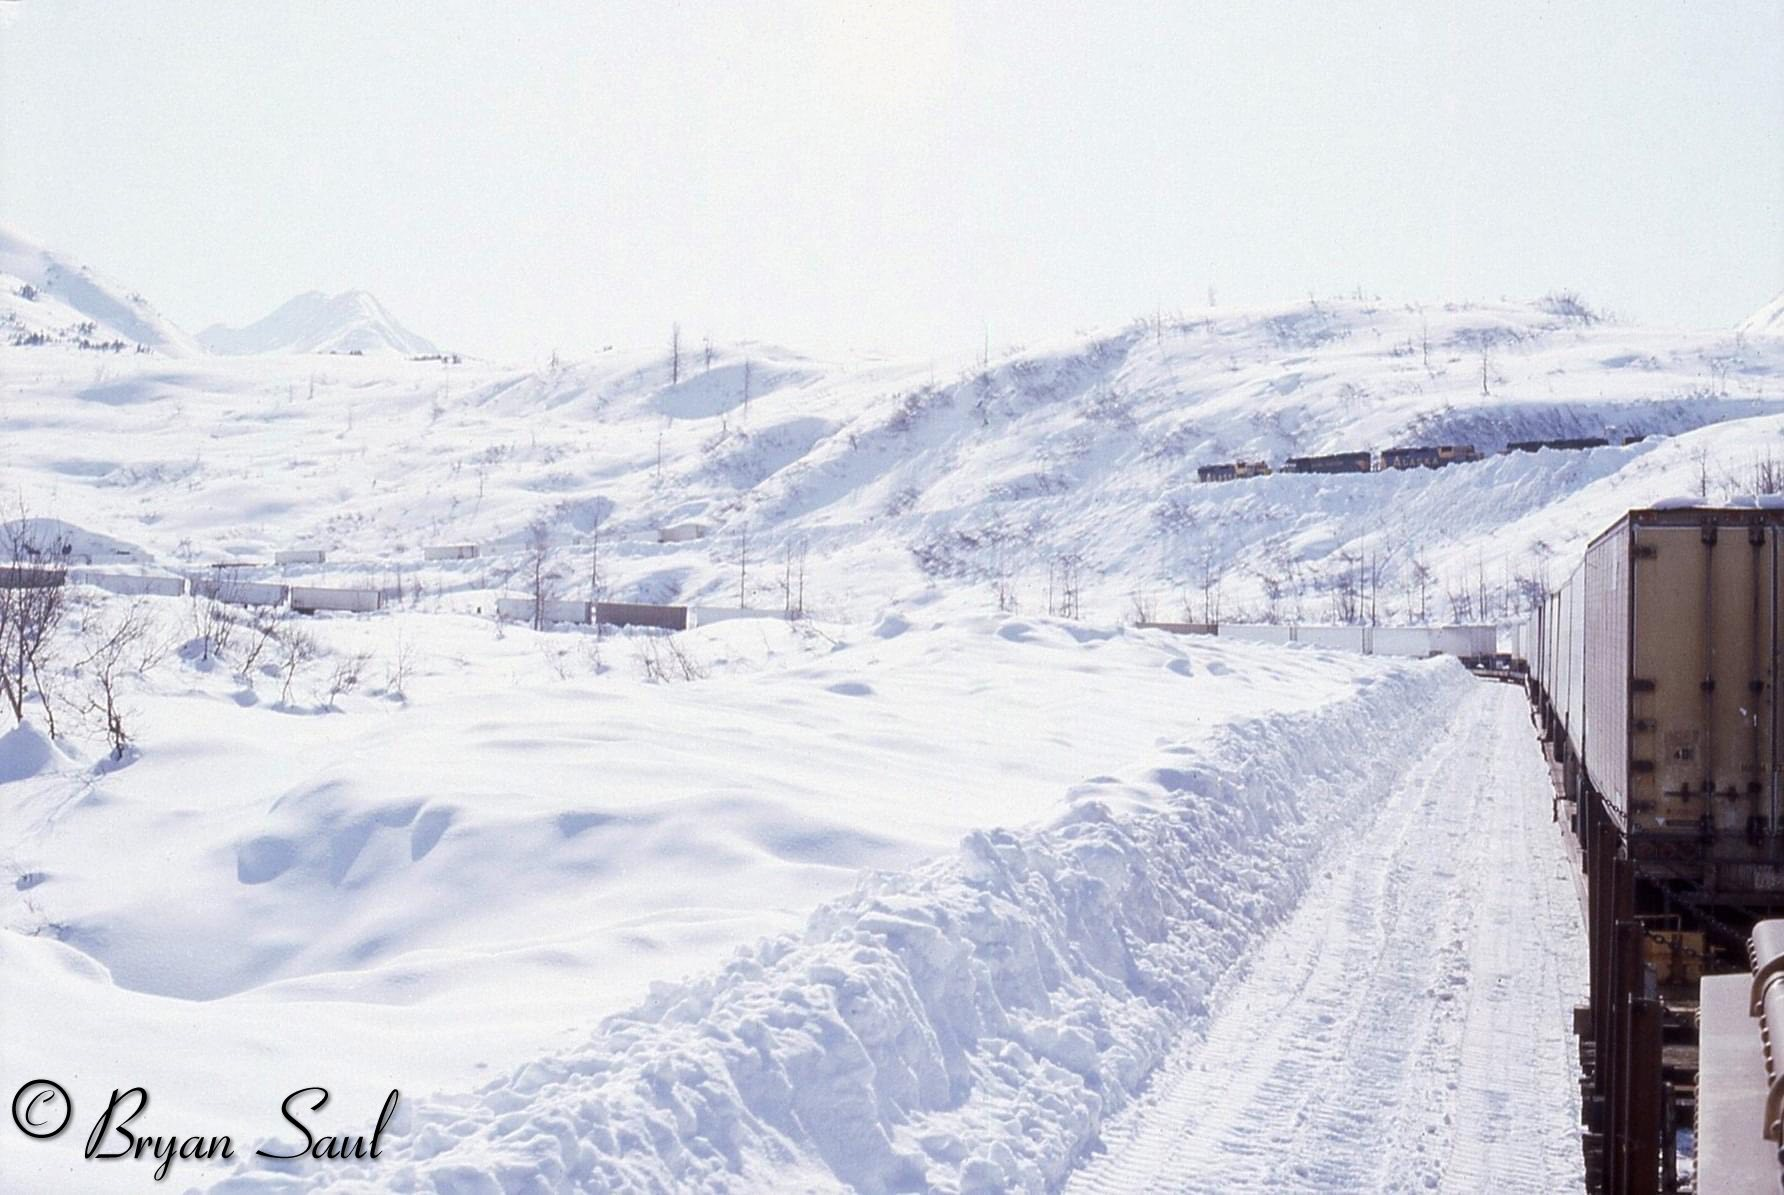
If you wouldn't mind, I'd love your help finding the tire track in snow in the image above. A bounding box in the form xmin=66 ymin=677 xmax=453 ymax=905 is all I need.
xmin=1063 ymin=681 xmax=1586 ymax=1194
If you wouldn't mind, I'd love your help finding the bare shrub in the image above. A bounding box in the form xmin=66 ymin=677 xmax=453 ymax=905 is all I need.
xmin=324 ymin=651 xmax=372 ymax=708
xmin=189 ymin=594 xmax=238 ymax=662
xmin=74 ymin=601 xmax=154 ymax=758
xmin=0 ymin=517 xmax=70 ymax=732
xmin=275 ymin=626 xmax=320 ymax=705
xmin=635 ymin=632 xmax=707 ymax=683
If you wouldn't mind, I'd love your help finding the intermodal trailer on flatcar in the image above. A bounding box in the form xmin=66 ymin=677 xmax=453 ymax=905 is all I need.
xmin=1580 ymin=506 xmax=1783 ymax=890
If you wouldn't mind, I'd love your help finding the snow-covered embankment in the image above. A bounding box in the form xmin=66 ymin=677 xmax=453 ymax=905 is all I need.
xmin=218 ymin=653 xmax=1473 ymax=1194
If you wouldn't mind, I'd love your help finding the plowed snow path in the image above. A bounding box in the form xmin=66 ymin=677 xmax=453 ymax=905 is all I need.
xmin=1065 ymin=681 xmax=1586 ymax=1195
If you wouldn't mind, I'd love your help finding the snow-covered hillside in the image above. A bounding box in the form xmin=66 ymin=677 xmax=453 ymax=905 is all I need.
xmin=2 ymin=289 xmax=1779 ymax=628
xmin=0 ymin=224 xmax=200 ymax=355
xmin=199 ymin=290 xmax=440 ymax=357
xmin=1742 ymin=291 xmax=1784 ymax=339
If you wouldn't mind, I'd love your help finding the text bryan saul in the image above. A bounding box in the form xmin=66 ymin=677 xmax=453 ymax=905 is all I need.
xmin=12 ymin=1081 xmax=400 ymax=1183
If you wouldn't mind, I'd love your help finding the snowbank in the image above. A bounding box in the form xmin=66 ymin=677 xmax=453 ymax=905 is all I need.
xmin=0 ymin=720 xmax=69 ymax=783
xmin=210 ymin=657 xmax=1471 ymax=1193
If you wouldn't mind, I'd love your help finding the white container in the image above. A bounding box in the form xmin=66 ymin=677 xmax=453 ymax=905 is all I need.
xmin=289 ymin=586 xmax=382 ymax=614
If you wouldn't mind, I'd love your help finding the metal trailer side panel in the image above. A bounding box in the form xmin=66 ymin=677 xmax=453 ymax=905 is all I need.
xmin=194 ymin=579 xmax=289 ymax=606
xmin=1564 ymin=563 xmax=1588 ymax=753
xmin=688 ymin=607 xmax=787 ymax=626
xmin=1369 ymin=626 xmax=1434 ymax=656
xmin=1421 ymin=625 xmax=1498 ymax=658
xmin=69 ymin=571 xmax=187 ymax=597
xmin=496 ymin=597 xmax=591 ymax=624
xmin=1216 ymin=624 xmax=1295 ymax=646
xmin=1616 ymin=510 xmax=1782 ymax=858
xmin=595 ymin=602 xmax=689 ymax=631
xmin=289 ymin=586 xmax=382 ymax=613
xmin=1295 ymin=625 xmax=1368 ymax=652
xmin=1583 ymin=525 xmax=1631 ymax=823
xmin=1562 ymin=581 xmax=1577 ymax=749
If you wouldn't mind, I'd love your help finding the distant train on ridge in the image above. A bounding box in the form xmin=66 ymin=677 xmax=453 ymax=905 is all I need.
xmin=1197 ymin=433 xmax=1645 ymax=484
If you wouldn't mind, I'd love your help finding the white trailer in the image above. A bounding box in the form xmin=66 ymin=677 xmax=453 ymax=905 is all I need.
xmin=192 ymin=579 xmax=288 ymax=607
xmin=657 ymin=524 xmax=709 ymax=544
xmin=69 ymin=570 xmax=186 ymax=598
xmin=688 ymin=606 xmax=786 ymax=627
xmin=289 ymin=586 xmax=383 ymax=614
xmin=424 ymin=544 xmax=479 ymax=561
xmin=1214 ymin=623 xmax=1496 ymax=660
xmin=496 ymin=597 xmax=592 ymax=625
xmin=274 ymin=549 xmax=327 ymax=565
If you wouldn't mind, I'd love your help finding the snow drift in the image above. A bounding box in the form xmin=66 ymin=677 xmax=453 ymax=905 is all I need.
xmin=208 ymin=656 xmax=1472 ymax=1193
xmin=0 ymin=720 xmax=68 ymax=784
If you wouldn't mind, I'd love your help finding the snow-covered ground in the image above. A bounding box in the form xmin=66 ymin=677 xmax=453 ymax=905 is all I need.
xmin=3 ymin=604 xmax=1462 ymax=1192
xmin=1064 ymin=682 xmax=1586 ymax=1194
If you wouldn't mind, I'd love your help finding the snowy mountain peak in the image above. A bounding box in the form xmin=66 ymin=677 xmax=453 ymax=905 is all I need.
xmin=1740 ymin=291 xmax=1784 ymax=338
xmin=198 ymin=288 xmax=440 ymax=357
xmin=0 ymin=223 xmax=200 ymax=355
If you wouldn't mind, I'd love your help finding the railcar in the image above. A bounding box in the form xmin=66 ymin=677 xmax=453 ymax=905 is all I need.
xmin=1506 ymin=436 xmax=1612 ymax=453
xmin=1379 ymin=444 xmax=1482 ymax=470
xmin=1282 ymin=451 xmax=1372 ymax=475
xmin=1516 ymin=504 xmax=1784 ymax=1194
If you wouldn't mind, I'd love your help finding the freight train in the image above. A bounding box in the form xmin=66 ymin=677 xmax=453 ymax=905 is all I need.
xmin=1197 ymin=436 xmax=1614 ymax=483
xmin=1512 ymin=504 xmax=1783 ymax=1195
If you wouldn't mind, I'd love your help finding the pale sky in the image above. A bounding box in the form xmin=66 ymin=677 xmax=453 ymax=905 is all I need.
xmin=2 ymin=1 xmax=1781 ymax=364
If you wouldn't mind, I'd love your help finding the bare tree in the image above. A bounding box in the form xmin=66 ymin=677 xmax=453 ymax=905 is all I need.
xmin=0 ymin=518 xmax=70 ymax=732
xmin=1328 ymin=550 xmax=1362 ymax=625
xmin=1046 ymin=554 xmax=1083 ymax=619
xmin=589 ymin=511 xmax=605 ymax=604
xmin=524 ymin=517 xmax=555 ymax=631
xmin=635 ymin=631 xmax=707 ymax=683
xmin=991 ymin=539 xmax=1018 ymax=613
xmin=1128 ymin=583 xmax=1157 ymax=625
xmin=1197 ymin=544 xmax=1224 ymax=625
xmin=670 ymin=323 xmax=681 ymax=385
xmin=1445 ymin=574 xmax=1475 ymax=624
xmin=74 ymin=601 xmax=155 ymax=759
xmin=736 ymin=521 xmax=750 ymax=607
xmin=275 ymin=626 xmax=319 ymax=705
xmin=742 ymin=358 xmax=752 ymax=420
xmin=384 ymin=628 xmax=413 ymax=700
xmin=1407 ymin=550 xmax=1434 ymax=624
xmin=324 ymin=651 xmax=372 ymax=709
xmin=188 ymin=592 xmax=239 ymax=662
xmin=237 ymin=607 xmax=281 ymax=678
xmin=779 ymin=539 xmax=812 ymax=619
xmin=794 ymin=537 xmax=808 ymax=620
